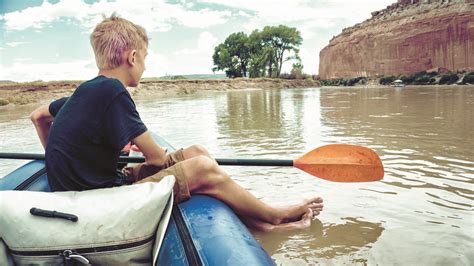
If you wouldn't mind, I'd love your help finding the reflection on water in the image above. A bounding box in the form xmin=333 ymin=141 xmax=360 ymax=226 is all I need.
xmin=320 ymin=87 xmax=474 ymax=214
xmin=1 ymin=86 xmax=473 ymax=265
xmin=254 ymin=217 xmax=384 ymax=264
xmin=216 ymin=89 xmax=310 ymax=156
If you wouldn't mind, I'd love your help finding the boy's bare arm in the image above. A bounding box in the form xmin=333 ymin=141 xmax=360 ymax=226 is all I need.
xmin=132 ymin=131 xmax=167 ymax=166
xmin=30 ymin=105 xmax=54 ymax=149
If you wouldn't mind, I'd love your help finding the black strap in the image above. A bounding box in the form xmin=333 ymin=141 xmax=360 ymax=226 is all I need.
xmin=172 ymin=205 xmax=202 ymax=266
xmin=15 ymin=167 xmax=47 ymax=190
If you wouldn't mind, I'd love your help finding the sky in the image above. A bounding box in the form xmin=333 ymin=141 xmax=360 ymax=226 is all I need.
xmin=0 ymin=0 xmax=395 ymax=82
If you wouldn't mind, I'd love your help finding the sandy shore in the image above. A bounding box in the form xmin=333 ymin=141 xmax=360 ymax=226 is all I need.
xmin=0 ymin=78 xmax=320 ymax=106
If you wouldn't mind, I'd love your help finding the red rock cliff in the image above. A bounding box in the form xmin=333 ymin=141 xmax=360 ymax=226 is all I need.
xmin=319 ymin=0 xmax=474 ymax=79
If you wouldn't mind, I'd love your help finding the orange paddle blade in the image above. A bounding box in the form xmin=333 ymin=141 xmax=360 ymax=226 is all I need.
xmin=294 ymin=144 xmax=384 ymax=182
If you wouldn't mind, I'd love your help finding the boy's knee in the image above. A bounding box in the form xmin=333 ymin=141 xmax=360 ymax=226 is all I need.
xmin=194 ymin=155 xmax=218 ymax=172
xmin=188 ymin=144 xmax=209 ymax=157
xmin=194 ymin=156 xmax=228 ymax=186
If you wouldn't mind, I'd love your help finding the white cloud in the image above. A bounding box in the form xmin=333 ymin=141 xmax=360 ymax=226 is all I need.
xmin=174 ymin=31 xmax=218 ymax=55
xmin=176 ymin=8 xmax=231 ymax=28
xmin=0 ymin=59 xmax=96 ymax=82
xmin=1 ymin=0 xmax=232 ymax=32
xmin=156 ymin=32 xmax=218 ymax=75
xmin=6 ymin=42 xmax=28 ymax=48
xmin=237 ymin=10 xmax=252 ymax=18
xmin=13 ymin=58 xmax=32 ymax=62
xmin=143 ymin=50 xmax=171 ymax=77
xmin=297 ymin=47 xmax=319 ymax=74
xmin=202 ymin=0 xmax=394 ymax=34
xmin=142 ymin=32 xmax=218 ymax=77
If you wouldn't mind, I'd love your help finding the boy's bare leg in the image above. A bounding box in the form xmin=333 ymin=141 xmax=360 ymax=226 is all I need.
xmin=241 ymin=209 xmax=314 ymax=232
xmin=177 ymin=150 xmax=324 ymax=227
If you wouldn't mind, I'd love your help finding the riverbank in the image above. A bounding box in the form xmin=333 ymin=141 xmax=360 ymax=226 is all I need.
xmin=0 ymin=78 xmax=320 ymax=106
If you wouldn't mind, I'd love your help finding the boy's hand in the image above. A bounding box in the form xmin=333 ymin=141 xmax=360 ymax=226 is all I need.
xmin=122 ymin=162 xmax=166 ymax=182
xmin=121 ymin=142 xmax=132 ymax=153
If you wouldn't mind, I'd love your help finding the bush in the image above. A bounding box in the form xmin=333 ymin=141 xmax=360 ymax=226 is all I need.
xmin=290 ymin=68 xmax=304 ymax=79
xmin=279 ymin=73 xmax=292 ymax=79
xmin=413 ymin=76 xmax=431 ymax=85
xmin=413 ymin=71 xmax=427 ymax=79
xmin=380 ymin=76 xmax=396 ymax=85
xmin=321 ymin=78 xmax=342 ymax=86
xmin=0 ymin=98 xmax=9 ymax=106
xmin=439 ymin=73 xmax=459 ymax=85
xmin=400 ymin=75 xmax=415 ymax=84
xmin=280 ymin=69 xmax=312 ymax=80
xmin=346 ymin=77 xmax=366 ymax=86
xmin=321 ymin=77 xmax=366 ymax=86
xmin=461 ymin=72 xmax=474 ymax=84
xmin=170 ymin=75 xmax=187 ymax=80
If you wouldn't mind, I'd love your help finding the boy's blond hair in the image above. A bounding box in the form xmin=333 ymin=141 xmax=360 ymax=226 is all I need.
xmin=90 ymin=15 xmax=148 ymax=70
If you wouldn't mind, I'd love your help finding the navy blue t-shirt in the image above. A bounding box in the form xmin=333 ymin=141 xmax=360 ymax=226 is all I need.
xmin=46 ymin=75 xmax=147 ymax=191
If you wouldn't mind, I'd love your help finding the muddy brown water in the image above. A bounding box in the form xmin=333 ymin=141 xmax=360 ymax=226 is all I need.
xmin=1 ymin=85 xmax=473 ymax=265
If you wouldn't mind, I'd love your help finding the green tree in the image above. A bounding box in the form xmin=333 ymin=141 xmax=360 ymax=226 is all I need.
xmin=213 ymin=25 xmax=303 ymax=78
xmin=212 ymin=32 xmax=250 ymax=78
xmin=259 ymin=25 xmax=302 ymax=78
xmin=247 ymin=30 xmax=272 ymax=78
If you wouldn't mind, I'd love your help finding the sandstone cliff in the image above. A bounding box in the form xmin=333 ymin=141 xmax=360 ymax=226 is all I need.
xmin=319 ymin=0 xmax=474 ymax=79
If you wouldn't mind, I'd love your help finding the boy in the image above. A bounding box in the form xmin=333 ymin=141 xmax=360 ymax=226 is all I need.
xmin=30 ymin=15 xmax=323 ymax=231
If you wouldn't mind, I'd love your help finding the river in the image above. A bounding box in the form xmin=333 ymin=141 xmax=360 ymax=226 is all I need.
xmin=1 ymin=85 xmax=473 ymax=265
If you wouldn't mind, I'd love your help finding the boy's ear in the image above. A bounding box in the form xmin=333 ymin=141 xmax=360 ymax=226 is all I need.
xmin=127 ymin=50 xmax=137 ymax=66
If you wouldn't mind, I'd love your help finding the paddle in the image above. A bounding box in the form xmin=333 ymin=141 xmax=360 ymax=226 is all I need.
xmin=0 ymin=144 xmax=383 ymax=182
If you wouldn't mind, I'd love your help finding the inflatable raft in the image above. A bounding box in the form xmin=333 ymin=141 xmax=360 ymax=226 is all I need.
xmin=0 ymin=135 xmax=275 ymax=265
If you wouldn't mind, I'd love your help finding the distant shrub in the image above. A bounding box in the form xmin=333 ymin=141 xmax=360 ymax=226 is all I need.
xmin=346 ymin=77 xmax=366 ymax=86
xmin=280 ymin=69 xmax=312 ymax=80
xmin=461 ymin=72 xmax=474 ymax=84
xmin=170 ymin=75 xmax=187 ymax=80
xmin=0 ymin=98 xmax=9 ymax=106
xmin=400 ymin=75 xmax=415 ymax=84
xmin=379 ymin=76 xmax=396 ymax=85
xmin=413 ymin=75 xmax=431 ymax=85
xmin=321 ymin=77 xmax=366 ymax=86
xmin=279 ymin=73 xmax=292 ymax=79
xmin=321 ymin=78 xmax=342 ymax=86
xmin=357 ymin=77 xmax=367 ymax=85
xmin=439 ymin=73 xmax=459 ymax=85
xmin=413 ymin=71 xmax=427 ymax=79
xmin=290 ymin=68 xmax=304 ymax=79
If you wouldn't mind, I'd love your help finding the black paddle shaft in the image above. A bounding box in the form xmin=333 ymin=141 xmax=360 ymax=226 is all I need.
xmin=215 ymin=159 xmax=293 ymax=166
xmin=0 ymin=153 xmax=294 ymax=167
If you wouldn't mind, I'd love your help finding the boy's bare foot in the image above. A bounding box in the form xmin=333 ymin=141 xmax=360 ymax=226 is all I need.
xmin=245 ymin=208 xmax=314 ymax=232
xmin=295 ymin=208 xmax=313 ymax=229
xmin=273 ymin=196 xmax=323 ymax=224
xmin=271 ymin=208 xmax=314 ymax=231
